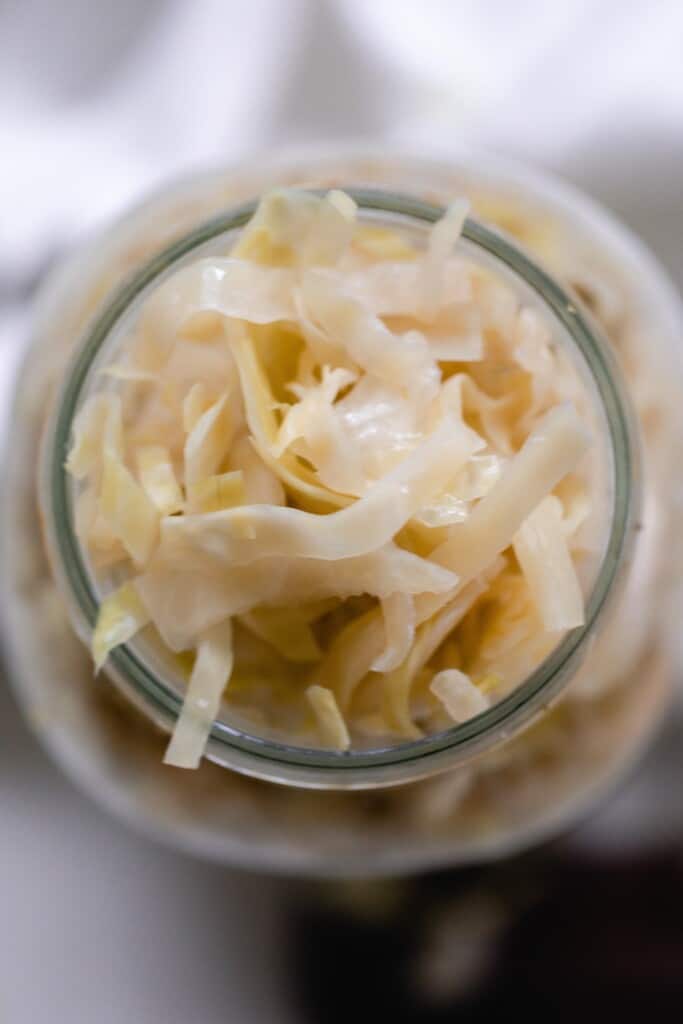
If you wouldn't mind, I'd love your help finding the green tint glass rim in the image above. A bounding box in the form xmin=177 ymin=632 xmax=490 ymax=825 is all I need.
xmin=48 ymin=188 xmax=636 ymax=772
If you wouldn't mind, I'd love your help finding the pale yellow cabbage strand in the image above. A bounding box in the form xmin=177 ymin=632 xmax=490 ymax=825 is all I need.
xmin=163 ymin=621 xmax=234 ymax=769
xmin=231 ymin=188 xmax=356 ymax=268
xmin=382 ymin=577 xmax=489 ymax=738
xmin=372 ymin=593 xmax=416 ymax=674
xmin=314 ymin=607 xmax=385 ymax=713
xmin=158 ymin=414 xmax=479 ymax=566
xmin=302 ymin=270 xmax=440 ymax=403
xmin=140 ymin=259 xmax=298 ymax=348
xmin=92 ymin=582 xmax=150 ymax=672
xmin=135 ymin=545 xmax=458 ymax=653
xmin=418 ymin=198 xmax=469 ymax=322
xmin=229 ymin=324 xmax=351 ymax=511
xmin=417 ymin=403 xmax=591 ymax=623
xmin=306 ymin=685 xmax=350 ymax=750
xmin=66 ymin=393 xmax=124 ymax=480
xmin=430 ymin=668 xmax=489 ymax=723
xmin=513 ymin=495 xmax=585 ymax=631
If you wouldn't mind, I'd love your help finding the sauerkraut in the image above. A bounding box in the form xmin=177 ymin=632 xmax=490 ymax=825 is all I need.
xmin=67 ymin=188 xmax=602 ymax=767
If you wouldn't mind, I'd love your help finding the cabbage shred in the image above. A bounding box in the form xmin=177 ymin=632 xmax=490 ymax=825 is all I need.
xmin=69 ymin=188 xmax=594 ymax=767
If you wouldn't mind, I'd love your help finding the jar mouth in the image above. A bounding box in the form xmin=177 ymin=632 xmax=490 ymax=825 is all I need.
xmin=40 ymin=189 xmax=639 ymax=788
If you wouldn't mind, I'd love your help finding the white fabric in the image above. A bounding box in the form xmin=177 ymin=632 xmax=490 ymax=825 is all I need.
xmin=0 ymin=0 xmax=308 ymax=279
xmin=339 ymin=1 xmax=683 ymax=160
xmin=2 ymin=0 xmax=683 ymax=432
xmin=2 ymin=0 xmax=683 ymax=280
xmin=0 ymin=1 xmax=680 ymax=371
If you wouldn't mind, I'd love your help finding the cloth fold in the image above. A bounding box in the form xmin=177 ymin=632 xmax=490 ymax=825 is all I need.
xmin=2 ymin=0 xmax=682 ymax=432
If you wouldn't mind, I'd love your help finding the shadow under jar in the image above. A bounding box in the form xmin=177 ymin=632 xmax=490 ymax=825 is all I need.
xmin=3 ymin=150 xmax=681 ymax=876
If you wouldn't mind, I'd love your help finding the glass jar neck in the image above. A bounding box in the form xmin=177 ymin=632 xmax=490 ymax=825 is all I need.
xmin=39 ymin=189 xmax=640 ymax=789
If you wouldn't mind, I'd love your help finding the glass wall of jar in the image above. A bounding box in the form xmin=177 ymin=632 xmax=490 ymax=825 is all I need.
xmin=2 ymin=148 xmax=681 ymax=875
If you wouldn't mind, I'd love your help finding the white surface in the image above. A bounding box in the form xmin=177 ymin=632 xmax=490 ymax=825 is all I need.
xmin=1 ymin=2 xmax=683 ymax=1021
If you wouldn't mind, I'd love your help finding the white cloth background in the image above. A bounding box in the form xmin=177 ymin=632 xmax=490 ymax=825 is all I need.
xmin=1 ymin=2 xmax=682 ymax=1021
xmin=2 ymin=0 xmax=683 ymax=281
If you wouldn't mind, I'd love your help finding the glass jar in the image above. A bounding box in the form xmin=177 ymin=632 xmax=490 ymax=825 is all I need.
xmin=2 ymin=147 xmax=681 ymax=874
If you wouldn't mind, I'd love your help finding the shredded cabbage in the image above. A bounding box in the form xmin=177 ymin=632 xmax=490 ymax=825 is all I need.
xmin=351 ymin=224 xmax=417 ymax=262
xmin=136 ymin=545 xmax=458 ymax=653
xmin=164 ymin=621 xmax=234 ymax=769
xmin=418 ymin=198 xmax=469 ymax=322
xmin=66 ymin=393 xmax=123 ymax=480
xmin=226 ymin=435 xmax=286 ymax=505
xmin=302 ymin=271 xmax=440 ymax=404
xmin=186 ymin=470 xmax=246 ymax=514
xmin=232 ymin=188 xmax=356 ymax=268
xmin=415 ymin=453 xmax=503 ymax=528
xmin=229 ymin=322 xmax=351 ymax=510
xmin=428 ymin=404 xmax=591 ymax=588
xmin=100 ymin=364 xmax=156 ymax=383
xmin=372 ymin=593 xmax=416 ymax=673
xmin=331 ymin=257 xmax=470 ymax=318
xmin=383 ymin=577 xmax=491 ymax=737
xmin=164 ymin=338 xmax=240 ymax=397
xmin=136 ymin=445 xmax=184 ymax=516
xmin=74 ymin=484 xmax=127 ymax=568
xmin=429 ymin=669 xmax=489 ymax=722
xmin=92 ymin=582 xmax=150 ymax=672
xmin=184 ymin=393 xmax=236 ymax=489
xmin=334 ymin=376 xmax=422 ymax=482
xmin=412 ymin=305 xmax=484 ymax=362
xmin=141 ymin=258 xmax=297 ymax=348
xmin=273 ymin=366 xmax=364 ymax=495
xmin=313 ymin=607 xmax=385 ymax=712
xmin=239 ymin=606 xmax=322 ymax=663
xmin=513 ymin=495 xmax=585 ymax=631
xmin=67 ymin=186 xmax=601 ymax=763
xmin=161 ymin=415 xmax=481 ymax=566
xmin=182 ymin=382 xmax=213 ymax=434
xmin=100 ymin=451 xmax=159 ymax=566
xmin=306 ymin=685 xmax=350 ymax=750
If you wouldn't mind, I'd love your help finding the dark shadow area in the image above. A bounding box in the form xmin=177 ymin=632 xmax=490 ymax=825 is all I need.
xmin=290 ymin=845 xmax=683 ymax=1023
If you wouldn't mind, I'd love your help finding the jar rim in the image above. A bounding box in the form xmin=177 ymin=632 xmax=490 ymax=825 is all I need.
xmin=40 ymin=188 xmax=640 ymax=788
